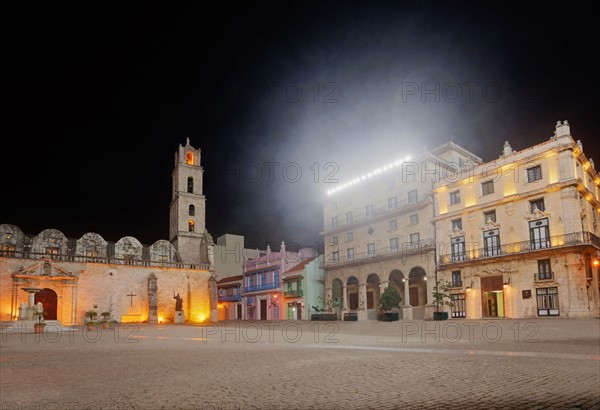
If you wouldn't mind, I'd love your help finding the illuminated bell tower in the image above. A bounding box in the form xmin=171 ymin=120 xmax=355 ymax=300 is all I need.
xmin=169 ymin=138 xmax=206 ymax=264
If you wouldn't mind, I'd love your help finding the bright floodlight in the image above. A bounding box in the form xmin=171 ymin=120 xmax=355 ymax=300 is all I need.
xmin=325 ymin=152 xmax=412 ymax=196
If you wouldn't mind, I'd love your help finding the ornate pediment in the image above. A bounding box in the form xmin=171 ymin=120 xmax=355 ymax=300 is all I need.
xmin=481 ymin=217 xmax=501 ymax=231
xmin=450 ymin=227 xmax=465 ymax=237
xmin=12 ymin=259 xmax=78 ymax=278
xmin=526 ymin=207 xmax=550 ymax=221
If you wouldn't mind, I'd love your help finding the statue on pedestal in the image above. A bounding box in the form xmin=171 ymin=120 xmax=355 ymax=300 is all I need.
xmin=174 ymin=293 xmax=183 ymax=312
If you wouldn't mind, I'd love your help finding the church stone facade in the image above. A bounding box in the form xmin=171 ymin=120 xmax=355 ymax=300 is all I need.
xmin=0 ymin=139 xmax=217 ymax=325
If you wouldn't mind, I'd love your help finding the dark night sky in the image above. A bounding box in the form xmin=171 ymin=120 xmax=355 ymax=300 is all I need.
xmin=3 ymin=2 xmax=598 ymax=250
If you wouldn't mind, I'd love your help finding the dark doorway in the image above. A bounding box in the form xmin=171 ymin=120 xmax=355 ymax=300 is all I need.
xmin=237 ymin=304 xmax=242 ymax=319
xmin=260 ymin=299 xmax=267 ymax=320
xmin=349 ymin=293 xmax=359 ymax=310
xmin=409 ymin=287 xmax=419 ymax=307
xmin=34 ymin=288 xmax=57 ymax=320
xmin=367 ymin=292 xmax=374 ymax=309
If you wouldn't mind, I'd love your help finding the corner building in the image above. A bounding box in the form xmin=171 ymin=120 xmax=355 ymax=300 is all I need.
xmin=434 ymin=121 xmax=600 ymax=319
xmin=322 ymin=120 xmax=600 ymax=320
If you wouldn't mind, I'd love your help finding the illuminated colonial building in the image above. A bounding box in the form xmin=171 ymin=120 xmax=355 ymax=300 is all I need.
xmin=322 ymin=120 xmax=600 ymax=320
xmin=434 ymin=121 xmax=600 ymax=319
xmin=0 ymin=139 xmax=217 ymax=326
xmin=322 ymin=142 xmax=482 ymax=320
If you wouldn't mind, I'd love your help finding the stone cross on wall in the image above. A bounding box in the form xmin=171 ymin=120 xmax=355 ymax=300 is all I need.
xmin=127 ymin=291 xmax=137 ymax=307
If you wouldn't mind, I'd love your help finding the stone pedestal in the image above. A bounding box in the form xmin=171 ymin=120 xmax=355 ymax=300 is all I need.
xmin=357 ymin=309 xmax=368 ymax=321
xmin=18 ymin=304 xmax=28 ymax=320
xmin=402 ymin=306 xmax=413 ymax=320
xmin=424 ymin=304 xmax=436 ymax=321
xmin=174 ymin=311 xmax=184 ymax=324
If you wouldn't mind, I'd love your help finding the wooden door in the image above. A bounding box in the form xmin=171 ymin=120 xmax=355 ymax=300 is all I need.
xmin=367 ymin=292 xmax=374 ymax=309
xmin=34 ymin=288 xmax=57 ymax=320
xmin=349 ymin=293 xmax=359 ymax=310
xmin=409 ymin=287 xmax=419 ymax=307
xmin=260 ymin=299 xmax=267 ymax=320
xmin=236 ymin=304 xmax=242 ymax=319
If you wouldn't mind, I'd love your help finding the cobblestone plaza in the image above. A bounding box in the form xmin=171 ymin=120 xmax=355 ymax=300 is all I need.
xmin=1 ymin=319 xmax=599 ymax=409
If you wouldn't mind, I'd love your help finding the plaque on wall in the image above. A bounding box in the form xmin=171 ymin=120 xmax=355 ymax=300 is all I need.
xmin=522 ymin=290 xmax=532 ymax=299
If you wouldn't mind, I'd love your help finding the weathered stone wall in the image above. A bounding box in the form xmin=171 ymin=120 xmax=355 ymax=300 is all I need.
xmin=0 ymin=257 xmax=211 ymax=324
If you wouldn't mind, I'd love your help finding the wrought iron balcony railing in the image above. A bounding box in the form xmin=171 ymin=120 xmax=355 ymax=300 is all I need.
xmin=439 ymin=232 xmax=600 ymax=265
xmin=324 ymin=239 xmax=434 ymax=267
xmin=324 ymin=196 xmax=429 ymax=232
xmin=284 ymin=289 xmax=304 ymax=298
xmin=244 ymin=283 xmax=280 ymax=293
xmin=534 ymin=272 xmax=554 ymax=281
xmin=449 ymin=280 xmax=463 ymax=288
xmin=218 ymin=294 xmax=242 ymax=302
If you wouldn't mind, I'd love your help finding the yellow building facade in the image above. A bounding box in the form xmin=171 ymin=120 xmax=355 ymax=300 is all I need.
xmin=434 ymin=121 xmax=600 ymax=319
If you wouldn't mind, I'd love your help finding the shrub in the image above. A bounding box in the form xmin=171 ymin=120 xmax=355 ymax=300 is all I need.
xmin=380 ymin=286 xmax=401 ymax=312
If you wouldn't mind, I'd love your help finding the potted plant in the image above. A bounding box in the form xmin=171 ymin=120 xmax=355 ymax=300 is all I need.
xmin=99 ymin=311 xmax=112 ymax=329
xmin=432 ymin=280 xmax=453 ymax=320
xmin=84 ymin=310 xmax=98 ymax=330
xmin=378 ymin=286 xmax=401 ymax=321
xmin=33 ymin=310 xmax=46 ymax=333
xmin=310 ymin=296 xmax=338 ymax=321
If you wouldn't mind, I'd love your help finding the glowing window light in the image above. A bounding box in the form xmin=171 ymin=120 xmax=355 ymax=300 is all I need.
xmin=326 ymin=154 xmax=411 ymax=195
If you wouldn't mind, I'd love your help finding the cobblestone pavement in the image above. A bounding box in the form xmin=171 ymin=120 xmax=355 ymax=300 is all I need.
xmin=1 ymin=319 xmax=599 ymax=409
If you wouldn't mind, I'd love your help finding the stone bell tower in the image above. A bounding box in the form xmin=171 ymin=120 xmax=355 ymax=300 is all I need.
xmin=169 ymin=138 xmax=207 ymax=264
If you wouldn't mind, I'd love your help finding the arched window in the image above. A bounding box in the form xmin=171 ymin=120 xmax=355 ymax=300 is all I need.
xmin=187 ymin=177 xmax=194 ymax=193
xmin=188 ymin=220 xmax=195 ymax=232
xmin=186 ymin=152 xmax=194 ymax=165
xmin=189 ymin=204 xmax=195 ymax=216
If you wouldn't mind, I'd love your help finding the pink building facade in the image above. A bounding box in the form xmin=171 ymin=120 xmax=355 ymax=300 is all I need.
xmin=243 ymin=242 xmax=317 ymax=320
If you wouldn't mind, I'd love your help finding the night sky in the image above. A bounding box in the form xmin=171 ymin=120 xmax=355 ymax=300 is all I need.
xmin=4 ymin=2 xmax=598 ymax=251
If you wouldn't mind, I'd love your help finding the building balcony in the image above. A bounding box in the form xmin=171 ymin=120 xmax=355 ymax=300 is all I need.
xmin=218 ymin=294 xmax=242 ymax=302
xmin=244 ymin=283 xmax=280 ymax=293
xmin=534 ymin=272 xmax=555 ymax=282
xmin=449 ymin=280 xmax=463 ymax=289
xmin=324 ymin=239 xmax=435 ymax=269
xmin=323 ymin=196 xmax=430 ymax=234
xmin=284 ymin=289 xmax=304 ymax=298
xmin=439 ymin=231 xmax=600 ymax=267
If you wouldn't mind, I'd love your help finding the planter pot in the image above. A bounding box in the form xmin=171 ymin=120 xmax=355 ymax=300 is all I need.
xmin=343 ymin=312 xmax=358 ymax=321
xmin=378 ymin=312 xmax=399 ymax=322
xmin=101 ymin=322 xmax=109 ymax=329
xmin=433 ymin=312 xmax=449 ymax=321
xmin=86 ymin=324 xmax=98 ymax=331
xmin=310 ymin=313 xmax=338 ymax=321
xmin=34 ymin=324 xmax=45 ymax=334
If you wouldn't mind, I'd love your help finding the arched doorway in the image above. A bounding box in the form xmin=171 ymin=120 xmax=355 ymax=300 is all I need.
xmin=389 ymin=270 xmax=405 ymax=301
xmin=366 ymin=273 xmax=381 ymax=320
xmin=34 ymin=288 xmax=57 ymax=320
xmin=366 ymin=273 xmax=380 ymax=309
xmin=409 ymin=267 xmax=427 ymax=307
